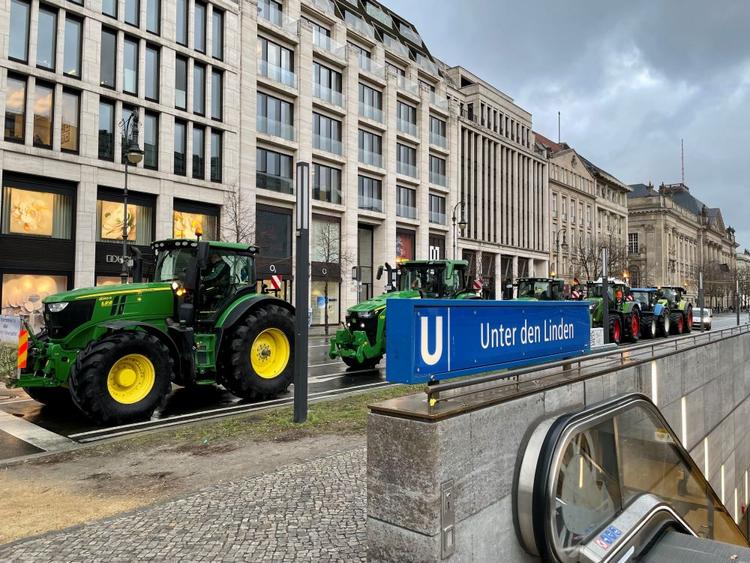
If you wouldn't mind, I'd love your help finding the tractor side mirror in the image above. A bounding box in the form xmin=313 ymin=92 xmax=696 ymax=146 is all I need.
xmin=376 ymin=266 xmax=384 ymax=280
xmin=197 ymin=241 xmax=210 ymax=270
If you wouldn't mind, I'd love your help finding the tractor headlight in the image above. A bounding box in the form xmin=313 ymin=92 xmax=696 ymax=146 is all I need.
xmin=589 ymin=303 xmax=597 ymax=312
xmin=47 ymin=302 xmax=69 ymax=313
xmin=358 ymin=311 xmax=375 ymax=319
xmin=171 ymin=281 xmax=187 ymax=297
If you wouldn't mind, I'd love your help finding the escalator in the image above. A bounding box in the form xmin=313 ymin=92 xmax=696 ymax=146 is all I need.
xmin=515 ymin=393 xmax=750 ymax=562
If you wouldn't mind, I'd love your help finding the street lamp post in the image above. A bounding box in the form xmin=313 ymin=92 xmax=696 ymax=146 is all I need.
xmin=121 ymin=114 xmax=144 ymax=284
xmin=552 ymin=230 xmax=569 ymax=276
xmin=451 ymin=201 xmax=467 ymax=260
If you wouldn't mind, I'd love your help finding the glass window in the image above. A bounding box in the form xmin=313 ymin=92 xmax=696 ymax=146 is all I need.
xmin=61 ymin=90 xmax=79 ymax=153
xmin=258 ymin=37 xmax=295 ymax=87
xmin=98 ymin=99 xmax=115 ymax=160
xmin=37 ymin=7 xmax=57 ymax=70
xmin=397 ymin=102 xmax=417 ymax=135
xmin=313 ymin=113 xmax=342 ymax=155
xmin=2 ymin=274 xmax=68 ymax=324
xmin=210 ymin=130 xmax=222 ymax=182
xmin=429 ymin=194 xmax=446 ymax=224
xmin=173 ymin=208 xmax=218 ymax=240
xmin=33 ymin=83 xmax=54 ymax=149
xmin=175 ymin=56 xmax=187 ymax=109
xmin=256 ymin=206 xmax=291 ymax=261
xmin=256 ymin=92 xmax=294 ymax=141
xmin=100 ymin=28 xmax=117 ymax=89
xmin=211 ymin=70 xmax=223 ymax=120
xmin=1 ymin=186 xmax=73 ymax=239
xmin=430 ymin=116 xmax=447 ymax=146
xmin=125 ymin=0 xmax=139 ymax=26
xmin=145 ymin=45 xmax=159 ymax=101
xmin=120 ymin=105 xmax=136 ymax=164
xmin=358 ymin=176 xmax=382 ymax=212
xmin=396 ymin=230 xmax=415 ymax=262
xmin=102 ymin=0 xmax=117 ymax=17
xmin=63 ymin=17 xmax=82 ymax=78
xmin=176 ymin=0 xmax=187 ymax=45
xmin=174 ymin=120 xmax=187 ymax=175
xmin=257 ymin=0 xmax=283 ymax=25
xmin=194 ymin=1 xmax=206 ymax=53
xmin=429 ymin=155 xmax=446 ymax=186
xmin=256 ymin=148 xmax=293 ymax=194
xmin=194 ymin=63 xmax=205 ymax=114
xmin=396 ymin=186 xmax=417 ymax=219
xmin=314 ymin=63 xmax=343 ymax=106
xmin=9 ymin=0 xmax=30 ymax=62
xmin=212 ymin=9 xmax=224 ymax=60
xmin=192 ymin=126 xmax=205 ymax=179
xmin=144 ymin=112 xmax=158 ymax=169
xmin=123 ymin=37 xmax=139 ymax=95
xmin=397 ymin=143 xmax=417 ymax=177
xmin=4 ymin=76 xmax=26 ymax=143
xmin=311 ymin=281 xmax=340 ymax=326
xmin=147 ymin=0 xmax=160 ymax=33
xmin=358 ymin=129 xmax=382 ymax=167
xmin=313 ymin=163 xmax=341 ymax=204
xmin=358 ymin=83 xmax=382 ymax=121
xmin=97 ymin=199 xmax=153 ymax=245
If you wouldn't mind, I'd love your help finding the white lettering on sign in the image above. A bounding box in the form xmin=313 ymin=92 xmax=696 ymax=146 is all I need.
xmin=480 ymin=318 xmax=575 ymax=350
xmin=420 ymin=316 xmax=443 ymax=366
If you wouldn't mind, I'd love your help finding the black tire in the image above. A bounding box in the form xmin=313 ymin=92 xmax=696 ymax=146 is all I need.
xmin=628 ymin=310 xmax=641 ymax=343
xmin=23 ymin=386 xmax=73 ymax=409
xmin=659 ymin=312 xmax=671 ymax=338
xmin=643 ymin=317 xmax=657 ymax=339
xmin=683 ymin=307 xmax=693 ymax=334
xmin=69 ymin=331 xmax=172 ymax=425
xmin=222 ymin=305 xmax=295 ymax=400
xmin=342 ymin=355 xmax=382 ymax=370
xmin=672 ymin=313 xmax=684 ymax=335
xmin=610 ymin=317 xmax=623 ymax=345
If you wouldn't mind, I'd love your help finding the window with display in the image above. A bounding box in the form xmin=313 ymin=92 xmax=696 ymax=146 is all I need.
xmin=97 ymin=192 xmax=154 ymax=246
xmin=1 ymin=185 xmax=73 ymax=239
xmin=396 ymin=229 xmax=415 ymax=262
xmin=1 ymin=273 xmax=68 ymax=321
xmin=173 ymin=201 xmax=218 ymax=240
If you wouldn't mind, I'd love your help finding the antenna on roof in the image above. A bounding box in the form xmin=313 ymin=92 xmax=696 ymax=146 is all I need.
xmin=558 ymin=111 xmax=561 ymax=144
xmin=681 ymin=138 xmax=685 ymax=185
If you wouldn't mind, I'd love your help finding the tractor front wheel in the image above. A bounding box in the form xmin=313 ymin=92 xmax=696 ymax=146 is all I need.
xmin=342 ymin=355 xmax=382 ymax=371
xmin=23 ymin=386 xmax=73 ymax=409
xmin=222 ymin=305 xmax=295 ymax=400
xmin=629 ymin=310 xmax=641 ymax=342
xmin=659 ymin=312 xmax=671 ymax=337
xmin=610 ymin=317 xmax=623 ymax=345
xmin=683 ymin=307 xmax=693 ymax=334
xmin=69 ymin=332 xmax=172 ymax=425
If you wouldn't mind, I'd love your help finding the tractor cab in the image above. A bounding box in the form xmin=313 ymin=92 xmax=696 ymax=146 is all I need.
xmin=516 ymin=278 xmax=565 ymax=301
xmin=656 ymin=286 xmax=687 ymax=305
xmin=396 ymin=260 xmax=471 ymax=298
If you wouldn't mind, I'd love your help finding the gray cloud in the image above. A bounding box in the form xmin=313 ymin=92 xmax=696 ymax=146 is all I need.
xmin=385 ymin=0 xmax=750 ymax=247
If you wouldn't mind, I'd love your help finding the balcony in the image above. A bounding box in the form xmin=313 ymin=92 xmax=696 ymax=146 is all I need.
xmin=397 ymin=118 xmax=417 ymax=137
xmin=359 ymin=102 xmax=384 ymax=123
xmin=313 ymin=134 xmax=343 ymax=156
xmin=397 ymin=161 xmax=418 ymax=178
xmin=395 ymin=74 xmax=419 ymax=96
xmin=257 ymin=172 xmax=294 ymax=194
xmin=358 ymin=57 xmax=384 ymax=79
xmin=345 ymin=11 xmax=375 ymax=40
xmin=430 ymin=131 xmax=448 ymax=148
xmin=314 ymin=82 xmax=345 ymax=107
xmin=359 ymin=148 xmax=383 ymax=168
xmin=358 ymin=194 xmax=383 ymax=213
xmin=397 ymin=204 xmax=417 ymax=220
xmin=399 ymin=22 xmax=422 ymax=45
xmin=314 ymin=184 xmax=342 ymax=205
xmin=430 ymin=171 xmax=447 ymax=187
xmin=383 ymin=34 xmax=409 ymax=58
xmin=429 ymin=210 xmax=447 ymax=225
xmin=313 ymin=33 xmax=346 ymax=58
xmin=309 ymin=0 xmax=335 ymax=16
xmin=257 ymin=2 xmax=298 ymax=34
xmin=258 ymin=59 xmax=297 ymax=88
xmin=417 ymin=53 xmax=439 ymax=76
xmin=366 ymin=2 xmax=393 ymax=27
xmin=257 ymin=116 xmax=295 ymax=141
xmin=428 ymin=90 xmax=449 ymax=111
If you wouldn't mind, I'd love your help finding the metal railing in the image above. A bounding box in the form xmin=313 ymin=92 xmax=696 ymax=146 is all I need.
xmin=258 ymin=59 xmax=297 ymax=88
xmin=424 ymin=323 xmax=750 ymax=411
xmin=359 ymin=102 xmax=384 ymax=123
xmin=314 ymin=83 xmax=345 ymax=107
xmin=313 ymin=33 xmax=346 ymax=58
xmin=313 ymin=134 xmax=342 ymax=155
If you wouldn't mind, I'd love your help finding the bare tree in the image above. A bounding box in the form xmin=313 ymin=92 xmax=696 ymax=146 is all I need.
xmin=313 ymin=220 xmax=355 ymax=335
xmin=222 ymin=187 xmax=255 ymax=244
xmin=573 ymin=236 xmax=629 ymax=281
xmin=703 ymin=261 xmax=732 ymax=310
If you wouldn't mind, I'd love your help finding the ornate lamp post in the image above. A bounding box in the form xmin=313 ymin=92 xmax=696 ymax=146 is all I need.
xmin=451 ymin=201 xmax=468 ymax=260
xmin=121 ymin=114 xmax=144 ymax=284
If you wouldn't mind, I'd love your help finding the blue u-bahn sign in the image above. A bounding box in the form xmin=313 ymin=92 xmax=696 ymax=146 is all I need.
xmin=385 ymin=300 xmax=591 ymax=385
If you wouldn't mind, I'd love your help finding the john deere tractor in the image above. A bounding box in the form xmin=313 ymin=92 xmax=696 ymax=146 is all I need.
xmin=329 ymin=260 xmax=479 ymax=370
xmin=11 ymin=239 xmax=295 ymax=425
xmin=587 ymin=278 xmax=641 ymax=345
xmin=656 ymin=286 xmax=693 ymax=335
xmin=515 ymin=278 xmax=565 ymax=301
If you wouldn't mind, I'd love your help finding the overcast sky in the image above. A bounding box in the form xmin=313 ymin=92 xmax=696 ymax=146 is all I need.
xmin=385 ymin=0 xmax=750 ymax=248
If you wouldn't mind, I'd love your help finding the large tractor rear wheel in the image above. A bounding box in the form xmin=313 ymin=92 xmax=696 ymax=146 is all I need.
xmin=683 ymin=306 xmax=693 ymax=334
xmin=23 ymin=386 xmax=72 ymax=409
xmin=222 ymin=305 xmax=295 ymax=400
xmin=610 ymin=317 xmax=623 ymax=345
xmin=69 ymin=332 xmax=172 ymax=425
xmin=628 ymin=310 xmax=641 ymax=342
xmin=658 ymin=311 xmax=671 ymax=337
xmin=342 ymin=355 xmax=382 ymax=371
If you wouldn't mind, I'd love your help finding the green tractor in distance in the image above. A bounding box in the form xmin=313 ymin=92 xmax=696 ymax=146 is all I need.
xmin=11 ymin=239 xmax=295 ymax=425
xmin=515 ymin=278 xmax=565 ymax=301
xmin=587 ymin=278 xmax=642 ymax=345
xmin=329 ymin=260 xmax=479 ymax=370
xmin=656 ymin=286 xmax=693 ymax=335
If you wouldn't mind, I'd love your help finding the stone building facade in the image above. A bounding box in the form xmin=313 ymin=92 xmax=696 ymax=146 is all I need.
xmin=628 ymin=182 xmax=738 ymax=307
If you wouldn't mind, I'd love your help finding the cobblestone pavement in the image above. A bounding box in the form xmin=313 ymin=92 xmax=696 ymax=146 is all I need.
xmin=1 ymin=447 xmax=367 ymax=562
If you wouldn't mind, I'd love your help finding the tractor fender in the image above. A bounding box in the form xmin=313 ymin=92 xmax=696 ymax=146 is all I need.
xmin=215 ymin=295 xmax=295 ymax=353
xmin=100 ymin=320 xmax=183 ymax=380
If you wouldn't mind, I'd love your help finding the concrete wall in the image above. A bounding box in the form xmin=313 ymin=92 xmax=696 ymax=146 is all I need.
xmin=367 ymin=331 xmax=750 ymax=562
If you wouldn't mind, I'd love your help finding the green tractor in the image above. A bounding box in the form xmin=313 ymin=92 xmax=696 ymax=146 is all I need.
xmin=630 ymin=288 xmax=671 ymax=338
xmin=587 ymin=278 xmax=642 ymax=345
xmin=656 ymin=286 xmax=693 ymax=335
xmin=515 ymin=278 xmax=565 ymax=301
xmin=329 ymin=260 xmax=479 ymax=370
xmin=11 ymin=239 xmax=295 ymax=425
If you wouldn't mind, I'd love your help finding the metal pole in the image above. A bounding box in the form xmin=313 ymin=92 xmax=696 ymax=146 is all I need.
xmin=121 ymin=158 xmax=129 ymax=284
xmin=602 ymin=248 xmax=609 ymax=344
xmin=737 ymin=271 xmax=741 ymax=327
xmin=294 ymin=162 xmax=311 ymax=424
xmin=699 ymin=271 xmax=704 ymax=333
xmin=452 ymin=213 xmax=457 ymax=260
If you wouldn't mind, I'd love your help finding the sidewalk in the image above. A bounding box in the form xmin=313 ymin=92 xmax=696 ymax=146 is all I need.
xmin=0 ymin=447 xmax=367 ymax=562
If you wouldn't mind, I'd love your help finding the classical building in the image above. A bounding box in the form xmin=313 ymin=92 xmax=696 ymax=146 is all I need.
xmin=444 ymin=67 xmax=548 ymax=299
xmin=535 ymin=134 xmax=629 ymax=283
xmin=627 ymin=182 xmax=738 ymax=307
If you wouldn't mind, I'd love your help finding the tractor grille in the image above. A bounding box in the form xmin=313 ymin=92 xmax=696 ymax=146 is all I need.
xmin=44 ymin=300 xmax=96 ymax=340
xmin=346 ymin=313 xmax=378 ymax=344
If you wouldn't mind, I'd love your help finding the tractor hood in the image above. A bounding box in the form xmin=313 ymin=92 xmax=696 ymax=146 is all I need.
xmin=44 ymin=282 xmax=173 ymax=304
xmin=346 ymin=290 xmax=420 ymax=314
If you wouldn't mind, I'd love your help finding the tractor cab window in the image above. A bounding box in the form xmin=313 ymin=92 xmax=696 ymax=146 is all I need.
xmin=659 ymin=288 xmax=677 ymax=302
xmin=200 ymin=249 xmax=254 ymax=313
xmin=519 ymin=280 xmax=551 ymax=300
xmin=399 ymin=265 xmax=443 ymax=297
xmin=443 ymin=267 xmax=463 ymax=294
xmin=154 ymin=247 xmax=196 ymax=283
xmin=632 ymin=292 xmax=651 ymax=308
xmin=589 ymin=284 xmax=614 ymax=301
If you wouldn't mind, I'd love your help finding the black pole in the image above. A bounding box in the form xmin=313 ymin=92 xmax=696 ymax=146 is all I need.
xmin=737 ymin=270 xmax=741 ymax=327
xmin=699 ymin=271 xmax=705 ymax=333
xmin=294 ymin=162 xmax=310 ymax=423
xmin=602 ymin=248 xmax=609 ymax=344
xmin=121 ymin=158 xmax=129 ymax=284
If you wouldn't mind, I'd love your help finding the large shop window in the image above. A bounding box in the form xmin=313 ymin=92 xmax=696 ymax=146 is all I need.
xmin=1 ymin=185 xmax=73 ymax=239
xmin=1 ymin=273 xmax=68 ymax=320
xmin=396 ymin=229 xmax=415 ymax=262
xmin=256 ymin=206 xmax=292 ymax=278
xmin=173 ymin=200 xmax=218 ymax=240
xmin=97 ymin=192 xmax=154 ymax=246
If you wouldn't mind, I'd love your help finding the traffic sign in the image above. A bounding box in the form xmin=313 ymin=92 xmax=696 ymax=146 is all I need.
xmin=270 ymin=274 xmax=282 ymax=291
xmin=385 ymin=299 xmax=591 ymax=385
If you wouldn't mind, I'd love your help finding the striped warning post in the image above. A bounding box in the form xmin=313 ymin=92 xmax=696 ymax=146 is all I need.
xmin=17 ymin=330 xmax=28 ymax=370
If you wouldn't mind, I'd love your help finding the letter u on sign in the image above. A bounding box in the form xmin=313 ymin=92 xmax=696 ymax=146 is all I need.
xmin=420 ymin=316 xmax=443 ymax=366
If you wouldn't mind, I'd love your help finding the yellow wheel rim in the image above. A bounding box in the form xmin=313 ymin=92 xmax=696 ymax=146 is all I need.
xmin=250 ymin=328 xmax=290 ymax=380
xmin=107 ymin=354 xmax=156 ymax=405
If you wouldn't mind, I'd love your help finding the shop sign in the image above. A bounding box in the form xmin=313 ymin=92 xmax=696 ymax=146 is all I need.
xmin=105 ymin=255 xmax=125 ymax=264
xmin=0 ymin=315 xmax=22 ymax=381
